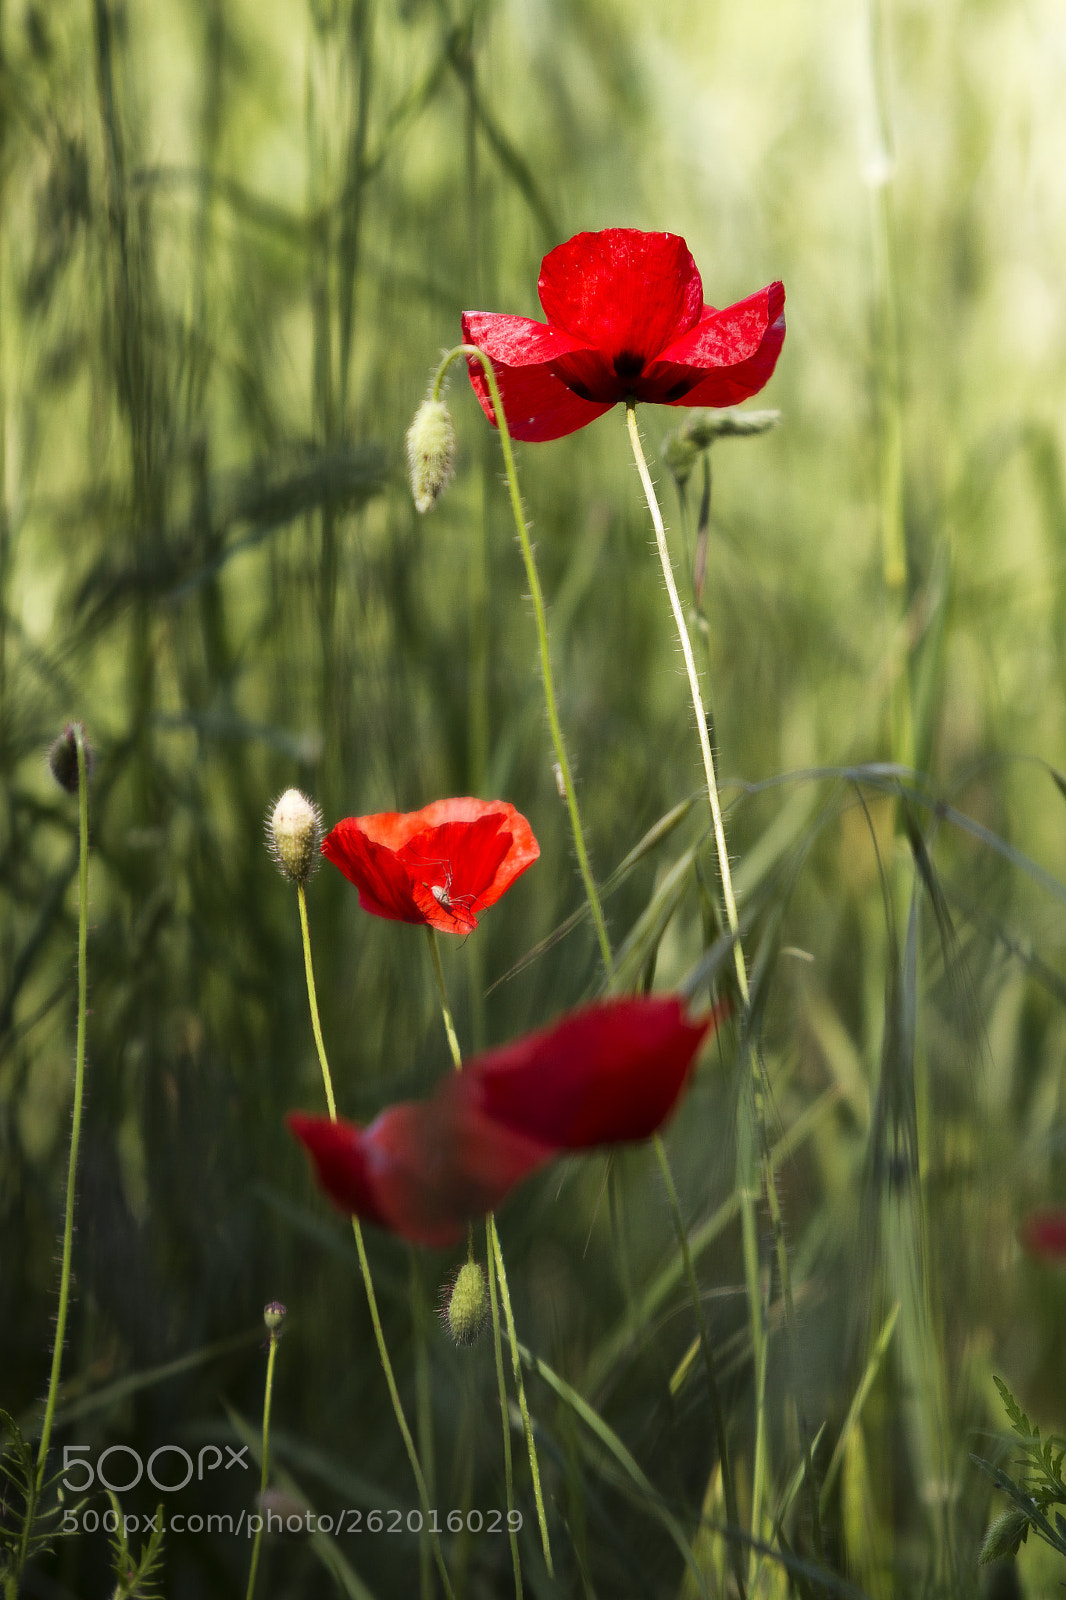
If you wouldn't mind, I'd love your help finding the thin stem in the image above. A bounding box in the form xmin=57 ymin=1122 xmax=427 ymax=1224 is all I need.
xmin=36 ymin=727 xmax=90 ymax=1492
xmin=297 ymin=883 xmax=336 ymax=1117
xmin=425 ymin=930 xmax=554 ymax=1576
xmin=485 ymin=1220 xmax=523 ymax=1600
xmin=297 ymin=884 xmax=454 ymax=1600
xmin=652 ymin=1134 xmax=746 ymax=1600
xmin=625 ymin=404 xmax=745 ymax=1003
xmin=488 ymin=1219 xmax=553 ymax=1577
xmin=426 ymin=928 xmax=462 ymax=1071
xmin=244 ymin=1323 xmax=280 ymax=1600
xmin=432 ymin=346 xmax=613 ymax=978
xmin=625 ymin=405 xmax=823 ymax=1560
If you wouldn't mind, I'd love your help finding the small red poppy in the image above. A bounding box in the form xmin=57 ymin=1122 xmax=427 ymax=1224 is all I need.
xmin=288 ymin=995 xmax=718 ymax=1246
xmin=462 ymin=227 xmax=785 ymax=443
xmin=1019 ymin=1208 xmax=1066 ymax=1262
xmin=321 ymin=797 xmax=539 ymax=935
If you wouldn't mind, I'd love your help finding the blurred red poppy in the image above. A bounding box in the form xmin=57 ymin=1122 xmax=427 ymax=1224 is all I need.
xmin=463 ymin=228 xmax=784 ymax=443
xmin=288 ymin=995 xmax=719 ymax=1246
xmin=321 ymin=797 xmax=539 ymax=935
xmin=1019 ymin=1207 xmax=1066 ymax=1262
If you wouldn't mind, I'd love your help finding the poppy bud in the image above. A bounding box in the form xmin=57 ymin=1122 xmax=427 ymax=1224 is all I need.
xmin=405 ymin=398 xmax=455 ymax=513
xmin=48 ymin=721 xmax=95 ymax=794
xmin=662 ymin=408 xmax=781 ymax=488
xmin=441 ymin=1260 xmax=490 ymax=1347
xmin=263 ymin=1300 xmax=287 ymax=1334
xmin=267 ymin=789 xmax=324 ymax=885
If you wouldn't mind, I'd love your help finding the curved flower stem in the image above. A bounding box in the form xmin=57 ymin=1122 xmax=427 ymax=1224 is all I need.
xmin=433 ymin=346 xmax=613 ymax=980
xmin=425 ymin=929 xmax=554 ymax=1577
xmin=652 ymin=1135 xmax=746 ymax=1600
xmin=297 ymin=887 xmax=454 ymax=1600
xmin=244 ymin=1321 xmax=280 ymax=1600
xmin=625 ymin=405 xmax=823 ymax=1565
xmin=35 ymin=726 xmax=90 ymax=1494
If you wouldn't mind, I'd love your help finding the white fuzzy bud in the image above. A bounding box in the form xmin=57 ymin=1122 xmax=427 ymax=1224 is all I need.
xmin=406 ymin=398 xmax=456 ymax=513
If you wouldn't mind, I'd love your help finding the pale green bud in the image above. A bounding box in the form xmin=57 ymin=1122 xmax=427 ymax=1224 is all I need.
xmin=441 ymin=1261 xmax=489 ymax=1347
xmin=406 ymin=398 xmax=455 ymax=514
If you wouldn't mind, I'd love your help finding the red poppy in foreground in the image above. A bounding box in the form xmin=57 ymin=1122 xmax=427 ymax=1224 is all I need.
xmin=462 ymin=227 xmax=785 ymax=443
xmin=288 ymin=995 xmax=720 ymax=1246
xmin=321 ymin=797 xmax=539 ymax=935
xmin=1019 ymin=1208 xmax=1066 ymax=1262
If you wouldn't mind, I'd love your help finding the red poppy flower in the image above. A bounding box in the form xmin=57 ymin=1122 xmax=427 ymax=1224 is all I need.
xmin=1019 ymin=1208 xmax=1066 ymax=1262
xmin=288 ymin=995 xmax=719 ymax=1246
xmin=462 ymin=228 xmax=785 ymax=443
xmin=321 ymin=797 xmax=539 ymax=935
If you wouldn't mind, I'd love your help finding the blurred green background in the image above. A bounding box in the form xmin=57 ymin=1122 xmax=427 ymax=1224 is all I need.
xmin=3 ymin=0 xmax=1066 ymax=1594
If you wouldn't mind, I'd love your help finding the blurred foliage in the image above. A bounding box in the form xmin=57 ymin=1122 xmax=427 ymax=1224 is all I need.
xmin=2 ymin=0 xmax=1066 ymax=1595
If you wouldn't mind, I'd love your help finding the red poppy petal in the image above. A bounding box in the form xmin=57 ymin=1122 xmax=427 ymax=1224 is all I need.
xmin=288 ymin=1102 xmax=550 ymax=1246
xmin=400 ymin=815 xmax=507 ymax=934
xmin=538 ymin=230 xmax=704 ymax=364
xmin=405 ymin=807 xmax=538 ymax=910
xmin=462 ymin=311 xmax=613 ymax=441
xmin=287 ymin=1111 xmax=392 ymax=1232
xmin=645 ymin=283 xmax=786 ymax=408
xmin=321 ymin=819 xmax=423 ymax=922
xmin=1020 ymin=1208 xmax=1066 ymax=1262
xmin=457 ymin=996 xmax=720 ymax=1149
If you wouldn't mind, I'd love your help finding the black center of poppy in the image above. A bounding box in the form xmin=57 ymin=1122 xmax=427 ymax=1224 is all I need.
xmin=613 ymin=349 xmax=644 ymax=381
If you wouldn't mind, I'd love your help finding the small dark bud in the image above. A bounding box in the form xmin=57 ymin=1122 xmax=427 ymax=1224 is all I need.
xmin=48 ymin=722 xmax=95 ymax=794
xmin=263 ymin=1300 xmax=287 ymax=1334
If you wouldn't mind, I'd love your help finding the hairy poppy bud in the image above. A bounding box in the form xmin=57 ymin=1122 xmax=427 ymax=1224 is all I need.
xmin=406 ymin=398 xmax=455 ymax=513
xmin=263 ymin=1300 xmax=287 ymax=1334
xmin=267 ymin=789 xmax=323 ymax=885
xmin=48 ymin=721 xmax=95 ymax=794
xmin=441 ymin=1261 xmax=489 ymax=1347
xmin=662 ymin=408 xmax=781 ymax=489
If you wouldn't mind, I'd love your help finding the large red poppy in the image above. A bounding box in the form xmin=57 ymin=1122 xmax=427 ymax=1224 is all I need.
xmin=288 ymin=995 xmax=718 ymax=1246
xmin=462 ymin=228 xmax=785 ymax=443
xmin=321 ymin=797 xmax=539 ymax=935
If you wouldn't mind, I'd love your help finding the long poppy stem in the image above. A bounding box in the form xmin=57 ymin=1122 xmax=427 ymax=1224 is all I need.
xmin=625 ymin=404 xmax=823 ymax=1568
xmin=244 ymin=1312 xmax=281 ymax=1600
xmin=36 ymin=726 xmax=90 ymax=1494
xmin=425 ymin=928 xmax=554 ymax=1577
xmin=297 ymin=886 xmax=455 ymax=1600
xmin=432 ymin=346 xmax=614 ymax=981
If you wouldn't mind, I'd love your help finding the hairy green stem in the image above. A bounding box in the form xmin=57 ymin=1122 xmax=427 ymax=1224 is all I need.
xmin=297 ymin=886 xmax=454 ymax=1600
xmin=36 ymin=727 xmax=90 ymax=1494
xmin=433 ymin=345 xmax=613 ymax=978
